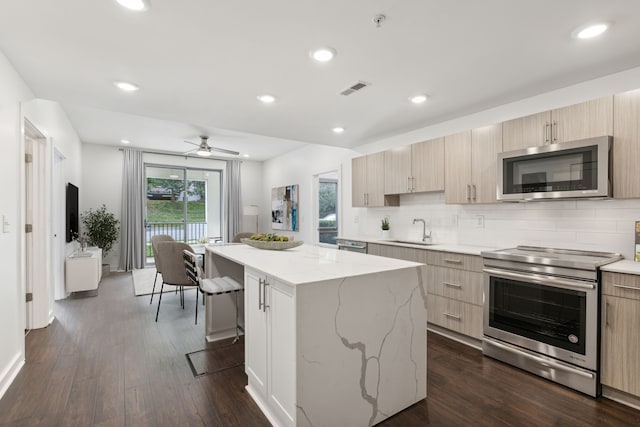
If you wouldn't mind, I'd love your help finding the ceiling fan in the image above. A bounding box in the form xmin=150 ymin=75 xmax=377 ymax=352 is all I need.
xmin=183 ymin=136 xmax=239 ymax=157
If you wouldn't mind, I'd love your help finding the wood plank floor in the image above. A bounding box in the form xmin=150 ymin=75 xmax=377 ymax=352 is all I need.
xmin=1 ymin=271 xmax=639 ymax=426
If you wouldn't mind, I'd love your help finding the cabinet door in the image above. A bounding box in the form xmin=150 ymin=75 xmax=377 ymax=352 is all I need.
xmin=601 ymin=295 xmax=640 ymax=396
xmin=444 ymin=131 xmax=472 ymax=204
xmin=351 ymin=156 xmax=367 ymax=207
xmin=552 ymin=96 xmax=613 ymax=143
xmin=384 ymin=145 xmax=411 ymax=195
xmin=613 ymin=89 xmax=640 ymax=198
xmin=245 ymin=270 xmax=268 ymax=398
xmin=471 ymin=124 xmax=502 ymax=203
xmin=365 ymin=152 xmax=387 ymax=207
xmin=502 ymin=111 xmax=550 ymax=152
xmin=412 ymin=137 xmax=445 ymax=192
xmin=268 ymin=280 xmax=296 ymax=425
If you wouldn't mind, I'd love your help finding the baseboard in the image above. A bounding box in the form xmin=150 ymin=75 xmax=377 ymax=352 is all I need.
xmin=602 ymin=385 xmax=640 ymax=411
xmin=427 ymin=324 xmax=482 ymax=351
xmin=0 ymin=352 xmax=25 ymax=401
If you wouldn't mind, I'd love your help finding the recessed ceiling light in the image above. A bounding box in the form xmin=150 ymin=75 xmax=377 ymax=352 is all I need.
xmin=332 ymin=127 xmax=345 ymax=134
xmin=257 ymin=94 xmax=276 ymax=104
xmin=114 ymin=81 xmax=139 ymax=92
xmin=409 ymin=94 xmax=428 ymax=104
xmin=574 ymin=23 xmax=609 ymax=39
xmin=243 ymin=154 xmax=250 ymax=158
xmin=115 ymin=0 xmax=149 ymax=11
xmin=120 ymin=139 xmax=130 ymax=144
xmin=310 ymin=47 xmax=336 ymax=62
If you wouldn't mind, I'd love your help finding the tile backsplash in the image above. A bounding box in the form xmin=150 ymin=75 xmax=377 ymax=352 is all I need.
xmin=352 ymin=192 xmax=640 ymax=259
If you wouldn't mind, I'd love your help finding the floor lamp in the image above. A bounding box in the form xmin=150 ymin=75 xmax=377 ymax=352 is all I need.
xmin=243 ymin=205 xmax=260 ymax=233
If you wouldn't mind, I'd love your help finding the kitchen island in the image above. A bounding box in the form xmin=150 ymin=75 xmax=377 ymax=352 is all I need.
xmin=205 ymin=243 xmax=427 ymax=427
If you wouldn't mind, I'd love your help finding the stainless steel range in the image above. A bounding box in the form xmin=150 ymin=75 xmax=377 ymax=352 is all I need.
xmin=481 ymin=246 xmax=622 ymax=396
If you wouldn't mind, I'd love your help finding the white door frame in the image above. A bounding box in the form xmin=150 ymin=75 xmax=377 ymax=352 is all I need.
xmin=311 ymin=167 xmax=341 ymax=247
xmin=53 ymin=149 xmax=66 ymax=300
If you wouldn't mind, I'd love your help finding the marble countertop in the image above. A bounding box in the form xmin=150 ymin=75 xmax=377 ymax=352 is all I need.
xmin=601 ymin=260 xmax=640 ymax=275
xmin=206 ymin=243 xmax=423 ymax=286
xmin=338 ymin=236 xmax=495 ymax=256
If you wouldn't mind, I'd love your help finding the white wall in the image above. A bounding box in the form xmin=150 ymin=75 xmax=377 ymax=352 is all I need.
xmin=240 ymin=160 xmax=263 ymax=233
xmin=0 ymin=51 xmax=33 ymax=399
xmin=262 ymin=145 xmax=356 ymax=243
xmin=263 ymin=65 xmax=640 ymax=260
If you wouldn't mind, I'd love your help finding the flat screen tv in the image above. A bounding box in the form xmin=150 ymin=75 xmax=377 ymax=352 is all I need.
xmin=66 ymin=183 xmax=79 ymax=242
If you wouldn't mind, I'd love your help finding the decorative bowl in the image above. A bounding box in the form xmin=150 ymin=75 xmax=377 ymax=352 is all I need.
xmin=241 ymin=238 xmax=303 ymax=250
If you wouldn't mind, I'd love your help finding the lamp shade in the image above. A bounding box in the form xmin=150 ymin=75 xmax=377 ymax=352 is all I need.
xmin=243 ymin=205 xmax=260 ymax=216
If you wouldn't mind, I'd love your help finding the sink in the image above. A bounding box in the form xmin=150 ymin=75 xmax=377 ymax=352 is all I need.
xmin=383 ymin=239 xmax=435 ymax=246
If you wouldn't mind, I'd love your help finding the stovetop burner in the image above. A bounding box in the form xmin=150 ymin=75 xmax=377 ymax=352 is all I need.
xmin=481 ymin=246 xmax=622 ymax=271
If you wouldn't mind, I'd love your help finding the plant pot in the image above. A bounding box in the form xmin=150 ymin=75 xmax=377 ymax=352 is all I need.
xmin=381 ymin=230 xmax=391 ymax=239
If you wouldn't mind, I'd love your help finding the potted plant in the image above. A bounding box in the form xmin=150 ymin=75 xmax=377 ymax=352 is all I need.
xmin=381 ymin=217 xmax=391 ymax=239
xmin=81 ymin=204 xmax=120 ymax=274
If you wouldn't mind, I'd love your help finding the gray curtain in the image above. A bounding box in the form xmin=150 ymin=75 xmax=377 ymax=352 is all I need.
xmin=226 ymin=160 xmax=242 ymax=242
xmin=119 ymin=149 xmax=146 ymax=271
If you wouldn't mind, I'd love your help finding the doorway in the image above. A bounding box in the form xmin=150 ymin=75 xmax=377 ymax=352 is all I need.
xmin=145 ymin=164 xmax=223 ymax=264
xmin=314 ymin=170 xmax=340 ymax=246
xmin=23 ymin=119 xmax=50 ymax=333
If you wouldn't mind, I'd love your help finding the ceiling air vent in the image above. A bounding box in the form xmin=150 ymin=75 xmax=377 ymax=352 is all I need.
xmin=340 ymin=81 xmax=371 ymax=96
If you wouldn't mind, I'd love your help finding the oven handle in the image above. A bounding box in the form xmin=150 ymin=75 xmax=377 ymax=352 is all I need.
xmin=483 ymin=268 xmax=595 ymax=290
xmin=486 ymin=338 xmax=594 ymax=379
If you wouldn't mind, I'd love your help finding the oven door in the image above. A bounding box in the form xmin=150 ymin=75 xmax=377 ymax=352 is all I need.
xmin=483 ymin=267 xmax=598 ymax=371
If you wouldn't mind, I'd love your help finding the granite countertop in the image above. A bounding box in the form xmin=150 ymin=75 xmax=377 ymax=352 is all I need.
xmin=601 ymin=260 xmax=640 ymax=275
xmin=338 ymin=236 xmax=495 ymax=256
xmin=206 ymin=243 xmax=423 ymax=286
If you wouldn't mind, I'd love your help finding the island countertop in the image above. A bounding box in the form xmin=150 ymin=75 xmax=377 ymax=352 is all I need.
xmin=206 ymin=243 xmax=423 ymax=286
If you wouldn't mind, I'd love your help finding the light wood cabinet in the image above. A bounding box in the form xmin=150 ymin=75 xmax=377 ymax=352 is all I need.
xmin=351 ymin=152 xmax=399 ymax=207
xmin=601 ymin=272 xmax=640 ymax=397
xmin=384 ymin=137 xmax=445 ymax=194
xmin=444 ymin=124 xmax=502 ymax=204
xmin=367 ymin=243 xmax=427 ymax=263
xmin=613 ymin=89 xmax=640 ymax=198
xmin=502 ymin=96 xmax=613 ymax=152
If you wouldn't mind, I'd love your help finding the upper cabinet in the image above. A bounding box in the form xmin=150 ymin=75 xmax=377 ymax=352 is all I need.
xmin=352 ymin=152 xmax=399 ymax=207
xmin=445 ymin=124 xmax=502 ymax=204
xmin=613 ymin=89 xmax=640 ymax=198
xmin=502 ymin=96 xmax=613 ymax=152
xmin=384 ymin=137 xmax=445 ymax=195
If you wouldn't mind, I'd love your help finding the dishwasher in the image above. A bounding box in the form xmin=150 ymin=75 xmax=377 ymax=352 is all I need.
xmin=336 ymin=239 xmax=367 ymax=253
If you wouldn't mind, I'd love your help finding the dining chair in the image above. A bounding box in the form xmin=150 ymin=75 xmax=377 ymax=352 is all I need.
xmin=154 ymin=241 xmax=198 ymax=322
xmin=183 ymin=249 xmax=244 ymax=339
xmin=149 ymin=234 xmax=175 ymax=304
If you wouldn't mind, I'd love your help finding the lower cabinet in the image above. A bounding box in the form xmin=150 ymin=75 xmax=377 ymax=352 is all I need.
xmin=601 ymin=272 xmax=640 ymax=398
xmin=245 ymin=268 xmax=296 ymax=427
xmin=65 ymin=247 xmax=102 ymax=292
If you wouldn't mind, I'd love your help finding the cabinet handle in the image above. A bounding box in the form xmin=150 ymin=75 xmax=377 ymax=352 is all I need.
xmin=444 ymin=312 xmax=461 ymax=320
xmin=263 ymin=281 xmax=270 ymax=312
xmin=443 ymin=281 xmax=461 ymax=288
xmin=472 ymin=184 xmax=477 ymax=202
xmin=408 ymin=176 xmax=412 ymax=192
xmin=612 ymin=284 xmax=640 ymax=291
xmin=466 ymin=184 xmax=471 ymax=201
xmin=444 ymin=258 xmax=463 ymax=265
xmin=412 ymin=177 xmax=416 ymax=191
xmin=604 ymin=300 xmax=610 ymax=327
xmin=543 ymin=123 xmax=549 ymax=144
xmin=258 ymin=278 xmax=263 ymax=310
xmin=552 ymin=120 xmax=558 ymax=143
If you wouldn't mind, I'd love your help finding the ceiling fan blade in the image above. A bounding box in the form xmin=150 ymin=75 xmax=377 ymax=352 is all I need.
xmin=212 ymin=146 xmax=240 ymax=155
xmin=184 ymin=140 xmax=200 ymax=147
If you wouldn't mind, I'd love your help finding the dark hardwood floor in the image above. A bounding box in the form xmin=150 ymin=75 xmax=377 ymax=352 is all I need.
xmin=1 ymin=271 xmax=639 ymax=426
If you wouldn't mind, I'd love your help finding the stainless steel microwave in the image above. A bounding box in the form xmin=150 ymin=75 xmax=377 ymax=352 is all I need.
xmin=497 ymin=136 xmax=612 ymax=201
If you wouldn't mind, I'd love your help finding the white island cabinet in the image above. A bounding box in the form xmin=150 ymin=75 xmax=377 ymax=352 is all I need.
xmin=206 ymin=244 xmax=427 ymax=427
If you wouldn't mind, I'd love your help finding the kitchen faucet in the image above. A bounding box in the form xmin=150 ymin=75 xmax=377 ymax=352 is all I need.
xmin=412 ymin=218 xmax=431 ymax=242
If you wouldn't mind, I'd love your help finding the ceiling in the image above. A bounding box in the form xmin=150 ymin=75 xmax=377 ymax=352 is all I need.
xmin=2 ymin=0 xmax=640 ymax=161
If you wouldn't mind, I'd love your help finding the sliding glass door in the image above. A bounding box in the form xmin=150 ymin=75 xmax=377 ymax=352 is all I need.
xmin=145 ymin=165 xmax=222 ymax=264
